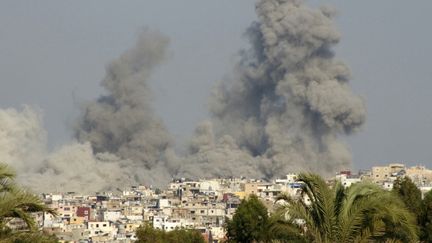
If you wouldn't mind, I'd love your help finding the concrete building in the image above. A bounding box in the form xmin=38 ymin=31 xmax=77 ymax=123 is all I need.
xmin=371 ymin=163 xmax=405 ymax=183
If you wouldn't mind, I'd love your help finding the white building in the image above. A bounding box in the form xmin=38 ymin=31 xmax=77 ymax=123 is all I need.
xmin=103 ymin=211 xmax=122 ymax=222
xmin=335 ymin=173 xmax=361 ymax=188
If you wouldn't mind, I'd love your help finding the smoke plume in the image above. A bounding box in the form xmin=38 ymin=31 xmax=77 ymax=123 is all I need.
xmin=75 ymin=30 xmax=173 ymax=171
xmin=198 ymin=0 xmax=366 ymax=178
xmin=0 ymin=0 xmax=366 ymax=192
xmin=0 ymin=30 xmax=177 ymax=193
xmin=0 ymin=107 xmax=46 ymax=174
xmin=0 ymin=106 xmax=174 ymax=193
xmin=179 ymin=121 xmax=261 ymax=179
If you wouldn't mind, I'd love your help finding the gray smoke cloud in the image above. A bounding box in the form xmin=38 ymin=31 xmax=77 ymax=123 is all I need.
xmin=75 ymin=29 xmax=173 ymax=171
xmin=0 ymin=30 xmax=177 ymax=193
xmin=70 ymin=29 xmax=180 ymax=188
xmin=0 ymin=106 xmax=46 ymax=174
xmin=179 ymin=121 xmax=261 ymax=179
xmin=0 ymin=106 xmax=174 ymax=193
xmin=0 ymin=0 xmax=366 ymax=192
xmin=191 ymin=0 xmax=366 ymax=179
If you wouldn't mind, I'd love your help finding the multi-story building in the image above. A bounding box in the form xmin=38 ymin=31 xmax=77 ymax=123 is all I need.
xmin=371 ymin=163 xmax=405 ymax=184
xmin=37 ymin=163 xmax=432 ymax=242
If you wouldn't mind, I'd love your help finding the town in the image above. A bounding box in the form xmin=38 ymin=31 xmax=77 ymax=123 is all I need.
xmin=24 ymin=163 xmax=432 ymax=243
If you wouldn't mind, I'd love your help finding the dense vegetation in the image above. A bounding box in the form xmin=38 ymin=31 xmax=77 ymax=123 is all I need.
xmin=393 ymin=176 xmax=432 ymax=242
xmin=224 ymin=194 xmax=305 ymax=243
xmin=0 ymin=164 xmax=57 ymax=243
xmin=225 ymin=173 xmax=422 ymax=243
xmin=135 ymin=223 xmax=205 ymax=243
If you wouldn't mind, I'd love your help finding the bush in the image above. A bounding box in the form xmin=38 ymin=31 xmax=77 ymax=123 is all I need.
xmin=135 ymin=223 xmax=205 ymax=243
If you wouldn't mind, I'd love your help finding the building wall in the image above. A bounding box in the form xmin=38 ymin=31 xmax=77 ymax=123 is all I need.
xmin=372 ymin=163 xmax=405 ymax=183
xmin=244 ymin=182 xmax=260 ymax=196
xmin=70 ymin=216 xmax=85 ymax=225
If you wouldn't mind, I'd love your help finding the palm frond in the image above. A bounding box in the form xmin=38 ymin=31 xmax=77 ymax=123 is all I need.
xmin=277 ymin=173 xmax=419 ymax=243
xmin=0 ymin=164 xmax=16 ymax=194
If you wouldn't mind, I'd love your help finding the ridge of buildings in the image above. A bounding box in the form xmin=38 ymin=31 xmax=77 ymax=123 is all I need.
xmin=28 ymin=163 xmax=432 ymax=243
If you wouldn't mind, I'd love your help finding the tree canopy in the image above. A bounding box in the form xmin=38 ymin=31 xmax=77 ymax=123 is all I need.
xmin=275 ymin=173 xmax=418 ymax=243
xmin=418 ymin=189 xmax=432 ymax=242
xmin=393 ymin=176 xmax=422 ymax=214
xmin=135 ymin=223 xmax=205 ymax=243
xmin=0 ymin=163 xmax=57 ymax=242
xmin=225 ymin=194 xmax=270 ymax=242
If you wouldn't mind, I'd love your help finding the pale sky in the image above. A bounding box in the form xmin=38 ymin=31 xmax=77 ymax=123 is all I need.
xmin=1 ymin=1 xmax=431 ymax=171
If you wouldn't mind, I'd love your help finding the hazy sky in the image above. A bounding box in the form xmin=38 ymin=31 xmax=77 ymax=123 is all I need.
xmin=1 ymin=0 xmax=431 ymax=171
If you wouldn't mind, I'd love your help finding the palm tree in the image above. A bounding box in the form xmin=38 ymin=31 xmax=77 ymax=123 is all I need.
xmin=266 ymin=211 xmax=306 ymax=243
xmin=0 ymin=164 xmax=56 ymax=242
xmin=275 ymin=173 xmax=418 ymax=243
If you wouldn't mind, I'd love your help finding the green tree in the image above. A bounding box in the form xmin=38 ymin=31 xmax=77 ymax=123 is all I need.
xmin=393 ymin=176 xmax=422 ymax=214
xmin=392 ymin=176 xmax=425 ymax=242
xmin=225 ymin=194 xmax=270 ymax=242
xmin=136 ymin=224 xmax=165 ymax=243
xmin=135 ymin=223 xmax=205 ymax=243
xmin=266 ymin=211 xmax=307 ymax=243
xmin=0 ymin=231 xmax=59 ymax=243
xmin=0 ymin=164 xmax=57 ymax=242
xmin=165 ymin=228 xmax=205 ymax=243
xmin=276 ymin=173 xmax=418 ymax=243
xmin=225 ymin=194 xmax=306 ymax=243
xmin=419 ymin=190 xmax=432 ymax=242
